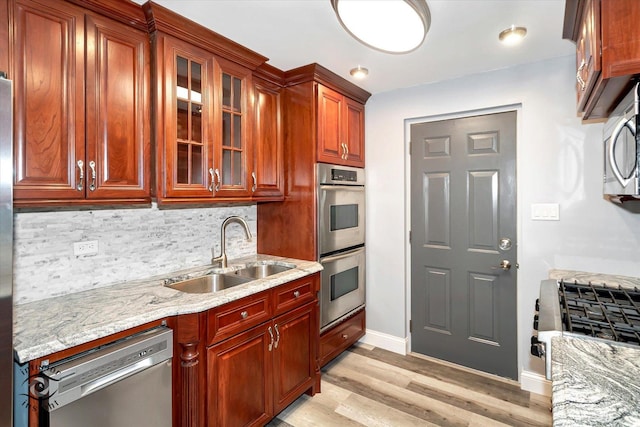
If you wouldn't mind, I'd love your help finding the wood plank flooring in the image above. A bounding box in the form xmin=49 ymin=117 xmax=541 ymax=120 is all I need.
xmin=268 ymin=344 xmax=551 ymax=426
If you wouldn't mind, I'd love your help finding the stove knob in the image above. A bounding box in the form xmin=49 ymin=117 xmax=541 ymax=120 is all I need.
xmin=530 ymin=336 xmax=545 ymax=357
xmin=535 ymin=298 xmax=540 ymax=312
xmin=533 ymin=314 xmax=539 ymax=330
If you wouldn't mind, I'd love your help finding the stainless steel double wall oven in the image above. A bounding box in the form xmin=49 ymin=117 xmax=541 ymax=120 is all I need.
xmin=317 ymin=163 xmax=366 ymax=331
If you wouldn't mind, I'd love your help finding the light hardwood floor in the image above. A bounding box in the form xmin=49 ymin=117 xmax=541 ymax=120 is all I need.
xmin=268 ymin=344 xmax=552 ymax=426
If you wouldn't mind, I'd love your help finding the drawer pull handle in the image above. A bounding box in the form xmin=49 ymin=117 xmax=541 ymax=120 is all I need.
xmin=274 ymin=324 xmax=280 ymax=349
xmin=88 ymin=160 xmax=96 ymax=192
xmin=342 ymin=334 xmax=348 ymax=340
xmin=293 ymin=290 xmax=300 ymax=298
xmin=76 ymin=160 xmax=84 ymax=191
xmin=576 ymin=59 xmax=586 ymax=91
xmin=240 ymin=311 xmax=248 ymax=319
xmin=268 ymin=326 xmax=274 ymax=351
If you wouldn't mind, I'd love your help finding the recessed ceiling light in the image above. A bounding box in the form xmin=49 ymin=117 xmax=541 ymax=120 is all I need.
xmin=499 ymin=25 xmax=527 ymax=46
xmin=331 ymin=0 xmax=431 ymax=54
xmin=350 ymin=66 xmax=369 ymax=79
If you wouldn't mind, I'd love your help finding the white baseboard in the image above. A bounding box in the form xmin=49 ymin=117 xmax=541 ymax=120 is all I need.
xmin=359 ymin=329 xmax=407 ymax=355
xmin=520 ymin=369 xmax=551 ymax=396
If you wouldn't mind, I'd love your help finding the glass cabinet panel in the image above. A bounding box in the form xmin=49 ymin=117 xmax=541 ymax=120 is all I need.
xmin=176 ymin=55 xmax=204 ymax=185
xmin=220 ymin=72 xmax=243 ymax=186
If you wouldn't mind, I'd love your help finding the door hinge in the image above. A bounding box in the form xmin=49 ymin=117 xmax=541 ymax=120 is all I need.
xmin=409 ymin=230 xmax=411 ymax=244
xmin=409 ymin=320 xmax=412 ymax=333
xmin=409 ymin=141 xmax=412 ymax=155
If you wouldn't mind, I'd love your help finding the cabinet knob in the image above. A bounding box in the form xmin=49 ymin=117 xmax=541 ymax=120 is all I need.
xmin=293 ymin=290 xmax=300 ymax=298
xmin=240 ymin=311 xmax=248 ymax=319
xmin=342 ymin=334 xmax=348 ymax=340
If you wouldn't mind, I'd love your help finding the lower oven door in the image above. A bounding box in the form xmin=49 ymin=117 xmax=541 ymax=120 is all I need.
xmin=320 ymin=246 xmax=365 ymax=331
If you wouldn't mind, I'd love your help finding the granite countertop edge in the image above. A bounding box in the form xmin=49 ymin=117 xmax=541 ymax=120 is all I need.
xmin=13 ymin=254 xmax=322 ymax=364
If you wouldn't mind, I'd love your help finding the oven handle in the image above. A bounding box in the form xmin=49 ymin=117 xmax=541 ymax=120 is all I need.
xmin=319 ymin=184 xmax=364 ymax=191
xmin=320 ymin=246 xmax=365 ymax=264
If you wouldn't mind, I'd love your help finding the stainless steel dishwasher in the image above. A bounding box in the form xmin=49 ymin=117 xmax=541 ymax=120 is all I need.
xmin=40 ymin=326 xmax=173 ymax=427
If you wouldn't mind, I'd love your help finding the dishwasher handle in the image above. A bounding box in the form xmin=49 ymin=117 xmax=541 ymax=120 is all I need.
xmin=80 ymin=357 xmax=157 ymax=398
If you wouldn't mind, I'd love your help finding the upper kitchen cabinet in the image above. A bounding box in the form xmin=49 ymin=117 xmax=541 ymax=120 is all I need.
xmin=144 ymin=2 xmax=276 ymax=205
xmin=9 ymin=0 xmax=150 ymax=207
xmin=564 ymin=0 xmax=640 ymax=120
xmin=317 ymin=84 xmax=365 ymax=167
xmin=285 ymin=64 xmax=370 ymax=168
xmin=252 ymin=64 xmax=285 ymax=200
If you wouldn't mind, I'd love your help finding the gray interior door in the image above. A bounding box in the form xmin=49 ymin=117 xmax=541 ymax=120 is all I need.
xmin=410 ymin=111 xmax=517 ymax=379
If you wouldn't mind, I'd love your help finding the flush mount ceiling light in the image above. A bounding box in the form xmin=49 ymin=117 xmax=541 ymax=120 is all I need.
xmin=331 ymin=0 xmax=431 ymax=54
xmin=350 ymin=66 xmax=369 ymax=79
xmin=498 ymin=25 xmax=527 ymax=46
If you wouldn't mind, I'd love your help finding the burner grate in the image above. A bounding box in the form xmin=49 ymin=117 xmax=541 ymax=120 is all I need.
xmin=559 ymin=280 xmax=640 ymax=345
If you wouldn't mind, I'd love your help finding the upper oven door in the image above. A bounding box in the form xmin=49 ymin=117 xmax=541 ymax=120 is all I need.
xmin=318 ymin=184 xmax=365 ymax=255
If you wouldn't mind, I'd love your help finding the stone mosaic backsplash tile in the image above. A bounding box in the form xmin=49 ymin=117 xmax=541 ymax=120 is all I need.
xmin=13 ymin=203 xmax=257 ymax=304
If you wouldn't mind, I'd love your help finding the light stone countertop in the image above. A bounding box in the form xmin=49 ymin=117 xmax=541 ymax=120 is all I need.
xmin=549 ymin=269 xmax=640 ymax=290
xmin=551 ymin=336 xmax=640 ymax=426
xmin=13 ymin=254 xmax=322 ymax=364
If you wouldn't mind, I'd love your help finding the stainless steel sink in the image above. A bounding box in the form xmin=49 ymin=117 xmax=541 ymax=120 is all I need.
xmin=165 ymin=273 xmax=252 ymax=294
xmin=231 ymin=263 xmax=294 ymax=279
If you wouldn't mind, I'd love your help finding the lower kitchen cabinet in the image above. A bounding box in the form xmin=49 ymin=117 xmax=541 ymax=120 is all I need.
xmin=171 ymin=273 xmax=320 ymax=427
xmin=207 ymin=302 xmax=316 ymax=427
xmin=319 ymin=308 xmax=365 ymax=368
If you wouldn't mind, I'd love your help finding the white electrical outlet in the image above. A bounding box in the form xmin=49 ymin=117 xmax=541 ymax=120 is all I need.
xmin=74 ymin=240 xmax=99 ymax=256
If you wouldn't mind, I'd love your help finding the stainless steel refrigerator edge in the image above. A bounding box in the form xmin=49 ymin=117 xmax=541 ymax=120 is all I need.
xmin=0 ymin=76 xmax=14 ymax=426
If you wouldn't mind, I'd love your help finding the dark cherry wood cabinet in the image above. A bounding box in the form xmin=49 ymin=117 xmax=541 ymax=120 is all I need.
xmin=10 ymin=0 xmax=150 ymax=207
xmin=564 ymin=0 xmax=640 ymax=119
xmin=258 ymin=64 xmax=370 ymax=261
xmin=317 ymin=84 xmax=365 ymax=167
xmin=145 ymin=2 xmax=284 ymax=205
xmin=319 ymin=307 xmax=365 ymax=368
xmin=251 ymin=64 xmax=285 ymax=200
xmin=171 ymin=273 xmax=320 ymax=427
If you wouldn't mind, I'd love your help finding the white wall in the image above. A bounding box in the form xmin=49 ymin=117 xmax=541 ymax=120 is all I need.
xmin=364 ymin=55 xmax=640 ymax=382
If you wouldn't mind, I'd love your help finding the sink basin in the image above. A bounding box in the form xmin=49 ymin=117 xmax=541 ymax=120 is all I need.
xmin=232 ymin=263 xmax=294 ymax=279
xmin=165 ymin=273 xmax=252 ymax=294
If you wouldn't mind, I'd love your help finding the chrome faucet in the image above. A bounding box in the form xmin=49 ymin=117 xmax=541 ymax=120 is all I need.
xmin=212 ymin=216 xmax=253 ymax=268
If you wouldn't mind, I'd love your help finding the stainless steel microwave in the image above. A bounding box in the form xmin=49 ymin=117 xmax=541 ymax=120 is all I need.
xmin=604 ymin=83 xmax=640 ymax=203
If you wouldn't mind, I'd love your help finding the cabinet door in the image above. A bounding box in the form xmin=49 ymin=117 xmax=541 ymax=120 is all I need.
xmin=207 ymin=323 xmax=273 ymax=427
xmin=317 ymin=84 xmax=344 ymax=164
xmin=272 ymin=302 xmax=316 ymax=414
xmin=343 ymin=97 xmax=365 ymax=167
xmin=13 ymin=0 xmax=85 ymax=202
xmin=85 ymin=13 xmax=149 ymax=200
xmin=213 ymin=57 xmax=252 ymax=198
xmin=162 ymin=37 xmax=215 ymax=199
xmin=575 ymin=0 xmax=601 ymax=112
xmin=252 ymin=78 xmax=283 ymax=199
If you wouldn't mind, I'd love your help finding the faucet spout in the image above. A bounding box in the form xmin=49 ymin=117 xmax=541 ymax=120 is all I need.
xmin=212 ymin=216 xmax=253 ymax=268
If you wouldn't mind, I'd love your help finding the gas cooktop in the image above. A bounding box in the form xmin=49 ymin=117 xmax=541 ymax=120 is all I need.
xmin=559 ymin=281 xmax=640 ymax=344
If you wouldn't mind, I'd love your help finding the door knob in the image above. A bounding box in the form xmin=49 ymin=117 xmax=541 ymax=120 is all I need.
xmin=492 ymin=260 xmax=511 ymax=271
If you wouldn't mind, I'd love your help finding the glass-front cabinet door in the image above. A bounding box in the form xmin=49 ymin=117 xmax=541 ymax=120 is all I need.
xmin=163 ymin=38 xmax=214 ymax=199
xmin=213 ymin=58 xmax=252 ymax=198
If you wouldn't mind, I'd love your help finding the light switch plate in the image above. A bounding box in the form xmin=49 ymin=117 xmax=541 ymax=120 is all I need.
xmin=531 ymin=203 xmax=560 ymax=221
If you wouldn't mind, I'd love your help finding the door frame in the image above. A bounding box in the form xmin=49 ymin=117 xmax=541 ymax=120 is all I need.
xmin=404 ymin=103 xmax=523 ymax=378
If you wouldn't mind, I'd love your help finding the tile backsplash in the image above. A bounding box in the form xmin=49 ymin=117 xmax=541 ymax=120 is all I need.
xmin=13 ymin=203 xmax=257 ymax=304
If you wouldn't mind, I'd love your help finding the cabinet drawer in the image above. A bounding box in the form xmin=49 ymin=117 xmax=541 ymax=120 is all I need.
xmin=319 ymin=308 xmax=365 ymax=368
xmin=207 ymin=293 xmax=271 ymax=345
xmin=272 ymin=275 xmax=317 ymax=316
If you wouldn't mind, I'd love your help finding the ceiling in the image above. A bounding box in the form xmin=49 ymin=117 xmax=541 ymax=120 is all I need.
xmin=141 ymin=0 xmax=576 ymax=95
